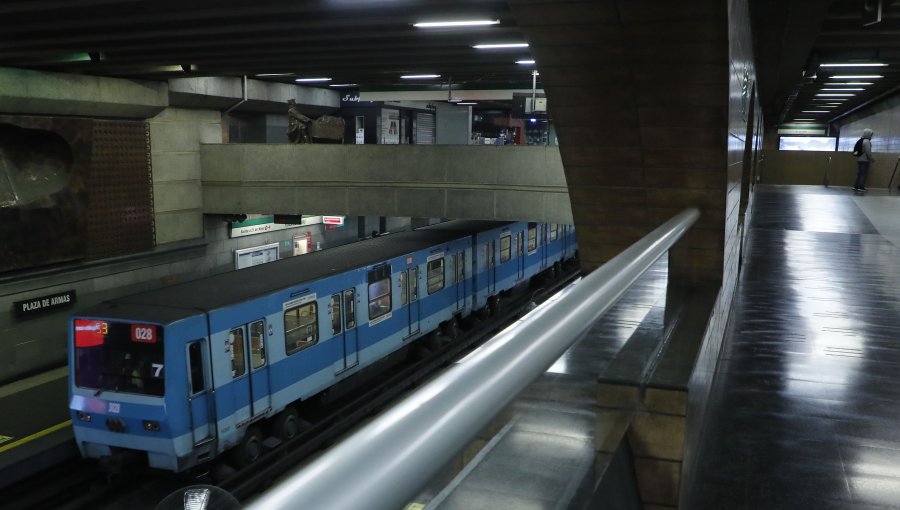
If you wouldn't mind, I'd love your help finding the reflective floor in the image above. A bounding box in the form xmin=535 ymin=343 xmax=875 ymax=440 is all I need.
xmin=685 ymin=186 xmax=900 ymax=509
xmin=413 ymin=257 xmax=671 ymax=510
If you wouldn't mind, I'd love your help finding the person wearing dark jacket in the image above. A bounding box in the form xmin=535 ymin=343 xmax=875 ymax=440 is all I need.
xmin=853 ymin=128 xmax=875 ymax=192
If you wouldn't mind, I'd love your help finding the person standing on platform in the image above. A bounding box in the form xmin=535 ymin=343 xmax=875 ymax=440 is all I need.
xmin=853 ymin=128 xmax=875 ymax=193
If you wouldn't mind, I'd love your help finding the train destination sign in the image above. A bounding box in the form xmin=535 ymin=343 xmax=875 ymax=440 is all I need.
xmin=14 ymin=289 xmax=77 ymax=319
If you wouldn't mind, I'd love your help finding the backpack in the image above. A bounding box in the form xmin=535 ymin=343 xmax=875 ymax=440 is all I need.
xmin=852 ymin=137 xmax=864 ymax=157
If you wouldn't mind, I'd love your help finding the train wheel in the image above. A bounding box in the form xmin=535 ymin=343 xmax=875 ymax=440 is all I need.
xmin=488 ymin=296 xmax=501 ymax=316
xmin=231 ymin=426 xmax=263 ymax=468
xmin=272 ymin=407 xmax=304 ymax=442
xmin=441 ymin=319 xmax=459 ymax=340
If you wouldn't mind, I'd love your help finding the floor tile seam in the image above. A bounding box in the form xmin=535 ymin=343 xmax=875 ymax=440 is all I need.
xmin=835 ymin=439 xmax=857 ymax=504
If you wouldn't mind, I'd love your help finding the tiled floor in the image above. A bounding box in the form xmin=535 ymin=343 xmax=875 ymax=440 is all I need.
xmin=684 ymin=186 xmax=900 ymax=509
xmin=414 ymin=258 xmax=671 ymax=510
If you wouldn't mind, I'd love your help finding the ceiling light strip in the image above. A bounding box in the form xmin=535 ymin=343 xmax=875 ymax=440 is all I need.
xmin=819 ymin=62 xmax=888 ymax=67
xmin=473 ymin=43 xmax=529 ymax=49
xmin=414 ymin=20 xmax=500 ymax=28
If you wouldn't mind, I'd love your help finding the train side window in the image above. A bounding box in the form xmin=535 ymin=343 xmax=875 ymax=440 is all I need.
xmin=343 ymin=289 xmax=356 ymax=329
xmin=457 ymin=251 xmax=465 ymax=281
xmin=528 ymin=222 xmax=537 ymax=252
xmin=229 ymin=327 xmax=246 ymax=378
xmin=250 ymin=320 xmax=266 ymax=370
xmin=330 ymin=294 xmax=342 ymax=335
xmin=188 ymin=341 xmax=205 ymax=394
xmin=550 ymin=224 xmax=558 ymax=241
xmin=500 ymin=234 xmax=511 ymax=263
xmin=410 ymin=267 xmax=419 ymax=302
xmin=427 ymin=258 xmax=445 ymax=294
xmin=284 ymin=302 xmax=319 ymax=355
xmin=399 ymin=271 xmax=408 ymax=306
xmin=368 ymin=278 xmax=392 ymax=320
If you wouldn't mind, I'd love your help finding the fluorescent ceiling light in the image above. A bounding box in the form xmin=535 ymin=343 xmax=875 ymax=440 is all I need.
xmin=801 ymin=110 xmax=829 ymax=113
xmin=473 ymin=43 xmax=529 ymax=49
xmin=414 ymin=20 xmax=499 ymax=28
xmin=820 ymin=62 xmax=887 ymax=67
xmin=793 ymin=119 xmax=816 ymax=122
xmin=329 ymin=83 xmax=358 ymax=87
xmin=295 ymin=77 xmax=332 ymax=82
xmin=816 ymin=93 xmax=855 ymax=96
xmin=830 ymin=75 xmax=883 ymax=79
xmin=821 ymin=88 xmax=864 ymax=91
xmin=256 ymin=73 xmax=293 ymax=77
xmin=516 ymin=60 xmax=536 ymax=65
xmin=458 ymin=102 xmax=477 ymax=105
xmin=813 ymin=97 xmax=847 ymax=101
xmin=401 ymin=74 xmax=440 ymax=79
xmin=826 ymin=82 xmax=873 ymax=86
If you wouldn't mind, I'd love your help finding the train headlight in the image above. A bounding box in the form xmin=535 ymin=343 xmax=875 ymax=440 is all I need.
xmin=76 ymin=411 xmax=92 ymax=422
xmin=143 ymin=420 xmax=161 ymax=432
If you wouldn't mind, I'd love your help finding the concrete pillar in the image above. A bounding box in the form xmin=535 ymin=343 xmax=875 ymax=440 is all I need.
xmin=507 ymin=0 xmax=729 ymax=286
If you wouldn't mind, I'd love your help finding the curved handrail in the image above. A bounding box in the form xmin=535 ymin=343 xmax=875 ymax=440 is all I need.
xmin=245 ymin=208 xmax=700 ymax=510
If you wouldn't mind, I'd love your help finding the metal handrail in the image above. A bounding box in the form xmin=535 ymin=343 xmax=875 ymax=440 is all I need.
xmin=888 ymin=157 xmax=900 ymax=194
xmin=245 ymin=208 xmax=700 ymax=510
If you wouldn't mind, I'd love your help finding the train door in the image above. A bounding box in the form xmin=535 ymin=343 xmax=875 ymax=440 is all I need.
xmin=454 ymin=251 xmax=466 ymax=311
xmin=332 ymin=289 xmax=360 ymax=374
xmin=487 ymin=240 xmax=497 ymax=294
xmin=406 ymin=267 xmax=420 ymax=336
xmin=248 ymin=320 xmax=270 ymax=416
xmin=187 ymin=340 xmax=212 ymax=445
xmin=516 ymin=231 xmax=525 ymax=280
xmin=228 ymin=326 xmax=251 ymax=423
xmin=541 ymin=224 xmax=549 ymax=269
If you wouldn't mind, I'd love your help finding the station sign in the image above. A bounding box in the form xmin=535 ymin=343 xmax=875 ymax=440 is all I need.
xmin=13 ymin=289 xmax=77 ymax=320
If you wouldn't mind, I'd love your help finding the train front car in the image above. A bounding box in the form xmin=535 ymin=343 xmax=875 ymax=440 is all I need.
xmin=69 ymin=315 xmax=207 ymax=472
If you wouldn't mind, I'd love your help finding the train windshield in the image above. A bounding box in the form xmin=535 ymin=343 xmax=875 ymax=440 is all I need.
xmin=73 ymin=319 xmax=165 ymax=397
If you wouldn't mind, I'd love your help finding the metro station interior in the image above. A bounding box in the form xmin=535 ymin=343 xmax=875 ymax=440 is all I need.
xmin=2 ymin=1 xmax=900 ymax=509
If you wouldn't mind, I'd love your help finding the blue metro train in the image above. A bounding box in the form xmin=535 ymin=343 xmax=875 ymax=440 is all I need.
xmin=68 ymin=220 xmax=577 ymax=472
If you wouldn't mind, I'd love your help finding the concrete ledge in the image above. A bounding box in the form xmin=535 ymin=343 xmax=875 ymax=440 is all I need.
xmin=199 ymin=144 xmax=573 ymax=223
xmin=169 ymin=77 xmax=340 ymax=115
xmin=594 ymin=285 xmax=721 ymax=509
xmin=0 ymin=67 xmax=167 ymax=118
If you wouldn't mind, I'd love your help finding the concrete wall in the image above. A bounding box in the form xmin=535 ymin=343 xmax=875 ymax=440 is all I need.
xmin=760 ymin=150 xmax=899 ymax=188
xmin=681 ymin=0 xmax=763 ymax=503
xmin=836 ymin=93 xmax=900 ymax=153
xmin=200 ymin=144 xmax=573 ymax=223
xmin=150 ymin=108 xmax=224 ymax=244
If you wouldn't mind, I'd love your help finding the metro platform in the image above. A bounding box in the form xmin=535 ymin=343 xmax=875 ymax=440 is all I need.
xmin=3 ymin=185 xmax=900 ymax=509
xmin=0 ymin=367 xmax=75 ymax=491
xmin=406 ymin=185 xmax=900 ymax=509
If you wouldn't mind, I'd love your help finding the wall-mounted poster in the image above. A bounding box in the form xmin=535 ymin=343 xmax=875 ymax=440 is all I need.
xmin=381 ymin=109 xmax=400 ymax=144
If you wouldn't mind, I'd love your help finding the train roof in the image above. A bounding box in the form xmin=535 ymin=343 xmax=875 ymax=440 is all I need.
xmin=77 ymin=225 xmax=494 ymax=324
xmin=417 ymin=220 xmax=515 ymax=234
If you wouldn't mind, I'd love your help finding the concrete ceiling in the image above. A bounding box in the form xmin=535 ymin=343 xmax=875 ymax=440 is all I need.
xmin=752 ymin=0 xmax=900 ymax=127
xmin=0 ymin=0 xmax=899 ymax=128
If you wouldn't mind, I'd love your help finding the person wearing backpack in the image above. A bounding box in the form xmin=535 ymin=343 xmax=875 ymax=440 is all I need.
xmin=852 ymin=128 xmax=875 ymax=192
